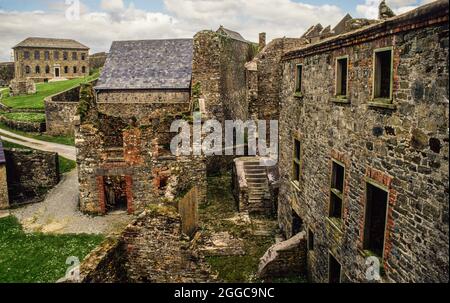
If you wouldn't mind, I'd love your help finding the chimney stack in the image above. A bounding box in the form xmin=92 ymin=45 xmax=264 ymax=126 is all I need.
xmin=259 ymin=32 xmax=266 ymax=50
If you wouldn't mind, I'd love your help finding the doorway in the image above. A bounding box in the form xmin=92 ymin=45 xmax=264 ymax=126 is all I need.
xmin=104 ymin=176 xmax=128 ymax=213
xmin=54 ymin=67 xmax=60 ymax=78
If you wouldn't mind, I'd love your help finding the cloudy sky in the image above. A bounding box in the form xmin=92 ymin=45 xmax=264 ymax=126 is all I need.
xmin=0 ymin=0 xmax=434 ymax=61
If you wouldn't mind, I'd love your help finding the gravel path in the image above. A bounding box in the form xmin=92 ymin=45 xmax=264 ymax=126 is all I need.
xmin=12 ymin=170 xmax=132 ymax=234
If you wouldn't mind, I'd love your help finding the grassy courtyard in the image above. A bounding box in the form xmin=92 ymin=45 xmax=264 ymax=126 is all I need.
xmin=0 ymin=122 xmax=75 ymax=146
xmin=0 ymin=71 xmax=99 ymax=110
xmin=0 ymin=216 xmax=103 ymax=283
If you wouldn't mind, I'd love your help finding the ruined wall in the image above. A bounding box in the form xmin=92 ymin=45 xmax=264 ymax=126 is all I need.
xmin=4 ymin=148 xmax=59 ymax=205
xmin=0 ymin=62 xmax=14 ymax=86
xmin=278 ymin=8 xmax=449 ymax=283
xmin=76 ymin=87 xmax=206 ymax=215
xmin=79 ymin=207 xmax=216 ymax=283
xmin=89 ymin=52 xmax=107 ymax=71
xmin=0 ymin=164 xmax=9 ymax=209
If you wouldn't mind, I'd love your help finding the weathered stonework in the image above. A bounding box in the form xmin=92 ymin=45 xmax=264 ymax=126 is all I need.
xmin=9 ymin=78 xmax=36 ymax=96
xmin=0 ymin=164 xmax=8 ymax=210
xmin=278 ymin=0 xmax=449 ymax=283
xmin=0 ymin=115 xmax=45 ymax=133
xmin=4 ymin=148 xmax=59 ymax=205
xmin=0 ymin=62 xmax=14 ymax=87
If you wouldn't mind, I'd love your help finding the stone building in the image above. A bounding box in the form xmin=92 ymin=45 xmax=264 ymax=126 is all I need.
xmin=13 ymin=37 xmax=90 ymax=82
xmin=277 ymin=0 xmax=449 ymax=283
xmin=76 ymin=39 xmax=206 ymax=215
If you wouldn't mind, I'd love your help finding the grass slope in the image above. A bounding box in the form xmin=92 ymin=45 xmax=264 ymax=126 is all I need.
xmin=0 ymin=216 xmax=103 ymax=283
xmin=0 ymin=122 xmax=74 ymax=146
xmin=0 ymin=112 xmax=46 ymax=123
xmin=1 ymin=71 xmax=99 ymax=110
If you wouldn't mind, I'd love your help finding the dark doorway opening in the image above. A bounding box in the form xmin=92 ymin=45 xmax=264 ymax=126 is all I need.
xmin=55 ymin=68 xmax=60 ymax=78
xmin=104 ymin=176 xmax=128 ymax=212
xmin=363 ymin=182 xmax=388 ymax=257
xmin=292 ymin=209 xmax=303 ymax=235
xmin=329 ymin=253 xmax=341 ymax=283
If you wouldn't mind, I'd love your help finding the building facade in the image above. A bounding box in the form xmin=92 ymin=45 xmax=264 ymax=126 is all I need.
xmin=278 ymin=0 xmax=449 ymax=283
xmin=13 ymin=37 xmax=89 ymax=82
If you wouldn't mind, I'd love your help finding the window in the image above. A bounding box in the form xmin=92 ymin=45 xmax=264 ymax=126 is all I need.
xmin=73 ymin=66 xmax=77 ymax=74
xmin=63 ymin=52 xmax=68 ymax=60
xmin=72 ymin=52 xmax=77 ymax=60
xmin=81 ymin=53 xmax=86 ymax=60
xmin=45 ymin=65 xmax=50 ymax=74
xmin=292 ymin=209 xmax=303 ymax=235
xmin=64 ymin=66 xmax=68 ymax=74
xmin=329 ymin=253 xmax=341 ymax=283
xmin=82 ymin=66 xmax=86 ymax=73
xmin=329 ymin=160 xmax=345 ymax=219
xmin=35 ymin=66 xmax=40 ymax=74
xmin=25 ymin=66 xmax=30 ymax=74
xmin=295 ymin=64 xmax=303 ymax=94
xmin=24 ymin=51 xmax=30 ymax=59
xmin=308 ymin=229 xmax=314 ymax=251
xmin=34 ymin=50 xmax=40 ymax=60
xmin=292 ymin=139 xmax=301 ymax=183
xmin=44 ymin=51 xmax=50 ymax=60
xmin=335 ymin=57 xmax=348 ymax=98
xmin=363 ymin=181 xmax=389 ymax=257
xmin=373 ymin=48 xmax=393 ymax=101
xmin=54 ymin=51 xmax=60 ymax=60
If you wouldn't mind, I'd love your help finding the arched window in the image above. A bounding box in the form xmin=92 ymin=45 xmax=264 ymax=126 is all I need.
xmin=64 ymin=66 xmax=68 ymax=74
xmin=73 ymin=66 xmax=77 ymax=74
xmin=35 ymin=66 xmax=40 ymax=74
xmin=45 ymin=65 xmax=50 ymax=74
xmin=25 ymin=66 xmax=31 ymax=74
xmin=82 ymin=66 xmax=86 ymax=73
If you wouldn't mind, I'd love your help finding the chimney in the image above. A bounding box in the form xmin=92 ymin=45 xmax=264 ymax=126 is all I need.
xmin=259 ymin=32 xmax=266 ymax=50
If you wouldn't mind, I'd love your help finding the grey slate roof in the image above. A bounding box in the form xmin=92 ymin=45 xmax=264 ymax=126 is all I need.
xmin=95 ymin=39 xmax=193 ymax=90
xmin=13 ymin=37 xmax=89 ymax=50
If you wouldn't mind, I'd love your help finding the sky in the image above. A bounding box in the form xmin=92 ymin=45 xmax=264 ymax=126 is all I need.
xmin=0 ymin=0 xmax=435 ymax=61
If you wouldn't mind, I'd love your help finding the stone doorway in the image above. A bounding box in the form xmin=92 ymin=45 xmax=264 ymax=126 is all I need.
xmin=54 ymin=67 xmax=60 ymax=78
xmin=104 ymin=176 xmax=128 ymax=213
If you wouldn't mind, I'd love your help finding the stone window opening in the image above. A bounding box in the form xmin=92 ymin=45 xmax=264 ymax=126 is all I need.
xmin=373 ymin=47 xmax=393 ymax=102
xmin=25 ymin=66 xmax=30 ymax=74
xmin=73 ymin=66 xmax=77 ymax=74
xmin=292 ymin=139 xmax=301 ymax=184
xmin=328 ymin=253 xmax=342 ymax=283
xmin=329 ymin=160 xmax=345 ymax=219
xmin=291 ymin=209 xmax=303 ymax=235
xmin=35 ymin=66 xmax=40 ymax=74
xmin=363 ymin=181 xmax=389 ymax=258
xmin=54 ymin=51 xmax=59 ymax=60
xmin=64 ymin=66 xmax=68 ymax=74
xmin=45 ymin=65 xmax=50 ymax=74
xmin=82 ymin=66 xmax=86 ymax=73
xmin=72 ymin=52 xmax=77 ymax=60
xmin=44 ymin=51 xmax=50 ymax=60
xmin=24 ymin=51 xmax=30 ymax=59
xmin=34 ymin=50 xmax=40 ymax=60
xmin=308 ymin=228 xmax=314 ymax=251
xmin=63 ymin=52 xmax=68 ymax=60
xmin=335 ymin=57 xmax=348 ymax=98
xmin=104 ymin=176 xmax=128 ymax=213
xmin=81 ymin=53 xmax=86 ymax=60
xmin=159 ymin=174 xmax=169 ymax=190
xmin=295 ymin=64 xmax=303 ymax=96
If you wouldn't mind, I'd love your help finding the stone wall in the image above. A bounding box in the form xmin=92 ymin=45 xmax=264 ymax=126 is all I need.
xmin=89 ymin=52 xmax=107 ymax=71
xmin=76 ymin=85 xmax=207 ymax=215
xmin=79 ymin=207 xmax=216 ymax=283
xmin=4 ymin=148 xmax=59 ymax=205
xmin=0 ymin=164 xmax=9 ymax=209
xmin=0 ymin=115 xmax=45 ymax=133
xmin=0 ymin=62 xmax=14 ymax=86
xmin=278 ymin=2 xmax=448 ymax=283
xmin=45 ymin=86 xmax=81 ymax=136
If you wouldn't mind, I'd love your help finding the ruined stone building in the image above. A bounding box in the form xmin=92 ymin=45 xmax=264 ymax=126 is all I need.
xmin=13 ymin=37 xmax=90 ymax=82
xmin=76 ymin=39 xmax=205 ymax=215
xmin=277 ymin=0 xmax=449 ymax=282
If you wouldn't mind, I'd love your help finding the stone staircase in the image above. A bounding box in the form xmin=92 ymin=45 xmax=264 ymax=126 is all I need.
xmin=242 ymin=158 xmax=271 ymax=214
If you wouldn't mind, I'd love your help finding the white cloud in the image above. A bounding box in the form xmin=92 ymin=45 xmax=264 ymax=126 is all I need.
xmin=356 ymin=0 xmax=427 ymax=19
xmin=0 ymin=0 xmax=347 ymax=61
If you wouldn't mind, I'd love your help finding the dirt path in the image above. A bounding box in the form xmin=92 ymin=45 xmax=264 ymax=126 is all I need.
xmin=0 ymin=128 xmax=75 ymax=160
xmin=11 ymin=170 xmax=132 ymax=234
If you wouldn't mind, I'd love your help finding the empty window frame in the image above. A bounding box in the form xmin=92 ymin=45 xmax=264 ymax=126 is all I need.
xmin=25 ymin=66 xmax=30 ymax=74
xmin=329 ymin=253 xmax=342 ymax=283
xmin=363 ymin=181 xmax=389 ymax=257
xmin=45 ymin=65 xmax=50 ymax=74
xmin=35 ymin=65 xmax=40 ymax=74
xmin=295 ymin=64 xmax=303 ymax=94
xmin=73 ymin=66 xmax=77 ymax=74
xmin=81 ymin=53 xmax=86 ymax=60
xmin=64 ymin=66 xmax=68 ymax=74
xmin=82 ymin=66 xmax=86 ymax=73
xmin=24 ymin=51 xmax=30 ymax=59
xmin=329 ymin=160 xmax=345 ymax=219
xmin=335 ymin=56 xmax=348 ymax=98
xmin=292 ymin=139 xmax=301 ymax=183
xmin=72 ymin=52 xmax=78 ymax=60
xmin=373 ymin=47 xmax=393 ymax=101
xmin=292 ymin=209 xmax=303 ymax=235
xmin=308 ymin=229 xmax=315 ymax=251
xmin=63 ymin=52 xmax=68 ymax=60
xmin=54 ymin=51 xmax=60 ymax=60
xmin=44 ymin=51 xmax=50 ymax=60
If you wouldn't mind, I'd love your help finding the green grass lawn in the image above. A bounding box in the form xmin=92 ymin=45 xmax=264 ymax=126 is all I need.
xmin=0 ymin=216 xmax=104 ymax=283
xmin=0 ymin=122 xmax=75 ymax=146
xmin=1 ymin=71 xmax=99 ymax=110
xmin=0 ymin=112 xmax=46 ymax=123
